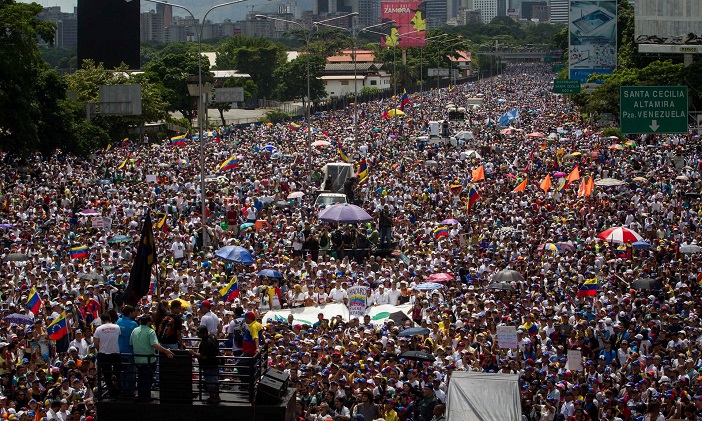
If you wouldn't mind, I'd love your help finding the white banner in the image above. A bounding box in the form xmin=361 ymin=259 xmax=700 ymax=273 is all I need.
xmin=347 ymin=286 xmax=368 ymax=319
xmin=367 ymin=304 xmax=413 ymax=325
xmin=497 ymin=325 xmax=518 ymax=349
xmin=262 ymin=303 xmax=349 ymax=326
xmin=102 ymin=217 xmax=112 ymax=232
xmin=91 ymin=216 xmax=103 ymax=229
xmin=261 ymin=303 xmax=414 ymax=326
xmin=566 ymin=350 xmax=583 ymax=371
xmin=146 ymin=174 xmax=157 ymax=183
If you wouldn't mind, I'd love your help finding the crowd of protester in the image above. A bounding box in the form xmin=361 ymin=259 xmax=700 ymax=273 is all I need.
xmin=1 ymin=62 xmax=702 ymax=421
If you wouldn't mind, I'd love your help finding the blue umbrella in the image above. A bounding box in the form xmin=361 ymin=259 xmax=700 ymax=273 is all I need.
xmin=264 ymin=145 xmax=277 ymax=153
xmin=215 ymin=246 xmax=255 ymax=265
xmin=412 ymin=282 xmax=444 ymax=291
xmin=398 ymin=327 xmax=430 ymax=337
xmin=632 ymin=241 xmax=652 ymax=250
xmin=258 ymin=269 xmax=283 ymax=278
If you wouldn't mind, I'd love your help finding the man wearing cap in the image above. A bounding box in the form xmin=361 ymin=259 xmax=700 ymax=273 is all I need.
xmin=239 ymin=311 xmax=263 ymax=391
xmin=199 ymin=300 xmax=219 ymax=336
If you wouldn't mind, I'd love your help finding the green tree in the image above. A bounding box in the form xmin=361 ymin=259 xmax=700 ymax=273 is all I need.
xmin=0 ymin=0 xmax=56 ymax=154
xmin=65 ymin=60 xmax=168 ymax=141
xmin=274 ymin=54 xmax=326 ymax=106
xmin=216 ymin=36 xmax=286 ymax=99
xmin=144 ymin=51 xmax=209 ymax=123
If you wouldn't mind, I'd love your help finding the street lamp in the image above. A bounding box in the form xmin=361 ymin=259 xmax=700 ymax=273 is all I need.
xmin=141 ymin=0 xmax=248 ymax=249
xmin=256 ymin=12 xmax=358 ymax=176
xmin=312 ymin=18 xmax=393 ymax=141
xmin=403 ymin=33 xmax=447 ymax=105
xmin=433 ymin=36 xmax=464 ymax=94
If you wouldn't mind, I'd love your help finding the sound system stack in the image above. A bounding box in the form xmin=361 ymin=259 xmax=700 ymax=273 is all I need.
xmin=257 ymin=368 xmax=290 ymax=402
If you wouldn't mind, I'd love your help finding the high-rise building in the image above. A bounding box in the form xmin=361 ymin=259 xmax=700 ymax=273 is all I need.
xmin=37 ymin=6 xmax=78 ymax=49
xmin=141 ymin=11 xmax=165 ymax=43
xmin=426 ymin=0 xmax=448 ymax=28
xmin=155 ymin=3 xmax=173 ymax=27
xmin=357 ymin=0 xmax=381 ymax=26
xmin=549 ymin=0 xmax=568 ymax=23
xmin=521 ymin=1 xmax=547 ymax=20
xmin=472 ymin=0 xmax=498 ymax=23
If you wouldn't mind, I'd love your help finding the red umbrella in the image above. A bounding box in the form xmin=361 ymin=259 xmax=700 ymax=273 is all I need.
xmin=597 ymin=227 xmax=643 ymax=244
xmin=426 ymin=273 xmax=454 ymax=283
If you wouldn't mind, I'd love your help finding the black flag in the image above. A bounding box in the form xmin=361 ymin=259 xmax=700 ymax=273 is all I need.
xmin=123 ymin=213 xmax=157 ymax=305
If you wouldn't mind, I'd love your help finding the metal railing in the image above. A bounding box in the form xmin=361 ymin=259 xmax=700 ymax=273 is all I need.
xmin=96 ymin=339 xmax=267 ymax=405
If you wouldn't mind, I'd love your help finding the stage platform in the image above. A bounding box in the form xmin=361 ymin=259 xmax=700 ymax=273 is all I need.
xmin=96 ymin=388 xmax=296 ymax=421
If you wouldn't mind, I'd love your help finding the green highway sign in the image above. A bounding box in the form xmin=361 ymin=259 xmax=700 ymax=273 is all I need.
xmin=620 ymin=86 xmax=688 ymax=134
xmin=553 ymin=79 xmax=581 ymax=94
xmin=552 ymin=64 xmax=565 ymax=73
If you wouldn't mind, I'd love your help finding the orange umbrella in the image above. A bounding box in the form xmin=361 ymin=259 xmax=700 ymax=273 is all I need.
xmin=254 ymin=220 xmax=271 ymax=230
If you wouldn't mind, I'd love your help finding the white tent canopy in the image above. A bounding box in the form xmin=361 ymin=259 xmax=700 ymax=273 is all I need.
xmin=446 ymin=372 xmax=521 ymax=421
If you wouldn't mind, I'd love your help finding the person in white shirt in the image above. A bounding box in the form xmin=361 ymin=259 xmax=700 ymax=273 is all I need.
xmin=68 ymin=329 xmax=90 ymax=358
xmin=328 ymin=281 xmax=347 ymax=303
xmin=199 ymin=300 xmax=220 ymax=335
xmin=374 ymin=285 xmax=389 ymax=305
xmin=387 ymin=282 xmax=401 ymax=306
xmin=93 ymin=313 xmax=121 ymax=397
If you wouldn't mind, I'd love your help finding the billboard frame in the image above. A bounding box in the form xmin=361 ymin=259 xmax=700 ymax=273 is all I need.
xmin=568 ymin=0 xmax=618 ymax=84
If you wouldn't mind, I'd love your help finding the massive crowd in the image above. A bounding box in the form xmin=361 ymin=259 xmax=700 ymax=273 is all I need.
xmin=1 ymin=62 xmax=701 ymax=421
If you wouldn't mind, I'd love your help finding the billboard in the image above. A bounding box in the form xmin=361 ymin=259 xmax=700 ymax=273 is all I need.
xmin=77 ymin=0 xmax=140 ymax=70
xmin=568 ymin=0 xmax=617 ymax=84
xmin=635 ymin=0 xmax=702 ymax=42
xmin=380 ymin=1 xmax=426 ymax=48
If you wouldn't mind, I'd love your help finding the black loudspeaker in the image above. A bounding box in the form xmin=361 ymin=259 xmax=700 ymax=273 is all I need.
xmin=264 ymin=368 xmax=290 ymax=387
xmin=258 ymin=376 xmax=285 ymax=401
xmin=77 ymin=0 xmax=140 ymax=69
xmin=159 ymin=350 xmax=193 ymax=404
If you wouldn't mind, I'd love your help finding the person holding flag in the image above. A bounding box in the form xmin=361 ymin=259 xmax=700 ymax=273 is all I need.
xmin=400 ymin=89 xmax=410 ymax=111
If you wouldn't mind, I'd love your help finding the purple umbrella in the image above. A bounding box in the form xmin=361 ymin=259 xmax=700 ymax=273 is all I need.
xmin=319 ymin=204 xmax=373 ymax=224
xmin=553 ymin=172 xmax=567 ymax=178
xmin=440 ymin=219 xmax=460 ymax=225
xmin=78 ymin=209 xmax=100 ymax=216
xmin=556 ymin=242 xmax=576 ymax=252
xmin=0 ymin=224 xmax=13 ymax=229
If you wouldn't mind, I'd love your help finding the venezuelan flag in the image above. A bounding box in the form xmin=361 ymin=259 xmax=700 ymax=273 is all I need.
xmin=105 ymin=144 xmax=113 ymax=152
xmin=47 ymin=312 xmax=69 ymax=340
xmin=289 ymin=122 xmax=301 ymax=131
xmin=523 ymin=321 xmax=538 ymax=336
xmin=400 ymin=89 xmax=410 ymax=111
xmin=117 ymin=158 xmax=128 ymax=169
xmin=338 ymin=143 xmax=349 ymax=163
xmin=357 ymin=159 xmax=368 ymax=180
xmin=69 ymin=246 xmax=88 ymax=260
xmin=577 ymin=278 xmax=598 ymax=297
xmin=170 ymin=134 xmax=187 ymax=146
xmin=467 ymin=186 xmax=481 ymax=210
xmin=26 ymin=287 xmax=41 ymax=315
xmin=220 ymin=156 xmax=239 ymax=171
xmin=434 ymin=225 xmax=449 ymax=239
xmin=220 ymin=277 xmax=239 ymax=302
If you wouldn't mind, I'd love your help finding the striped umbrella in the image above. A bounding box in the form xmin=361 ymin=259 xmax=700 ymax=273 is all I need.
xmin=597 ymin=227 xmax=643 ymax=244
xmin=538 ymin=243 xmax=560 ymax=252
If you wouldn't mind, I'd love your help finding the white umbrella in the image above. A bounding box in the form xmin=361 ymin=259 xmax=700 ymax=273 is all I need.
xmin=680 ymin=244 xmax=702 ymax=254
xmin=287 ymin=191 xmax=304 ymax=199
